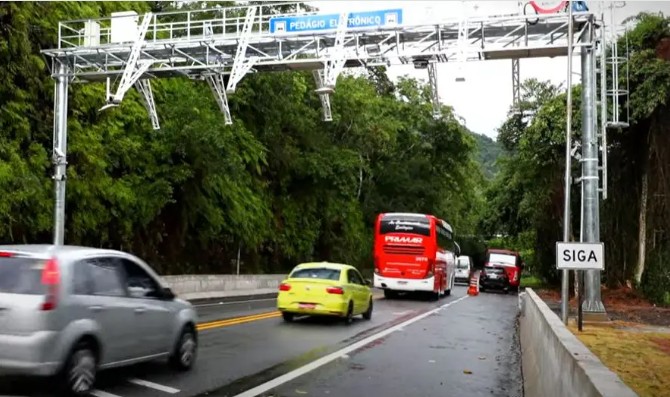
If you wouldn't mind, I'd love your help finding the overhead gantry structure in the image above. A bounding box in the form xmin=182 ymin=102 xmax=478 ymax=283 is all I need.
xmin=44 ymin=2 xmax=599 ymax=128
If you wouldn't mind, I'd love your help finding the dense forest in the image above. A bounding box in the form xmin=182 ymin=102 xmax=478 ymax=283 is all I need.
xmin=480 ymin=13 xmax=670 ymax=305
xmin=0 ymin=3 xmax=668 ymax=305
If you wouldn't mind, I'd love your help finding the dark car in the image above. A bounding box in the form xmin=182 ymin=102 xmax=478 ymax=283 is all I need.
xmin=479 ymin=264 xmax=513 ymax=293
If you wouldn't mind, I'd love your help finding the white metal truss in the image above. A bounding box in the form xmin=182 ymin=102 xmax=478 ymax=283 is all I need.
xmin=312 ymin=69 xmax=332 ymax=121
xmin=43 ymin=3 xmax=601 ymax=124
xmin=206 ymin=73 xmax=233 ymax=125
xmin=103 ymin=12 xmax=154 ymax=108
xmin=226 ymin=6 xmax=258 ymax=93
xmin=321 ymin=11 xmax=349 ymax=90
xmin=134 ymin=79 xmax=160 ymax=130
xmin=455 ymin=4 xmax=468 ymax=82
xmin=427 ymin=61 xmax=440 ymax=119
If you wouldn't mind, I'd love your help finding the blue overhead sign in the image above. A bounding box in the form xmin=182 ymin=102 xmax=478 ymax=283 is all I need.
xmin=269 ymin=9 xmax=403 ymax=34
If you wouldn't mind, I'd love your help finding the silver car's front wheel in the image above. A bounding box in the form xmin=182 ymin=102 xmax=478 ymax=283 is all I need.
xmin=170 ymin=326 xmax=197 ymax=371
xmin=64 ymin=343 xmax=97 ymax=396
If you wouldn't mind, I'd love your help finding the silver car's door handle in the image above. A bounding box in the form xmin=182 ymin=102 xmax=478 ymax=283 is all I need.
xmin=89 ymin=305 xmax=105 ymax=312
xmin=134 ymin=306 xmax=147 ymax=314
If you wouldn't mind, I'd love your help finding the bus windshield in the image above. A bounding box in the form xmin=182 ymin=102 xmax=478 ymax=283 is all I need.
xmin=379 ymin=214 xmax=431 ymax=237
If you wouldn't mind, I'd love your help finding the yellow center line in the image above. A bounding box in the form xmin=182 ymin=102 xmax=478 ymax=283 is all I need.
xmin=196 ymin=293 xmax=384 ymax=331
xmin=197 ymin=311 xmax=281 ymax=331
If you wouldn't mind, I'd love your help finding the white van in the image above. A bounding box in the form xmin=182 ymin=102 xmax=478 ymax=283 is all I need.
xmin=455 ymin=255 xmax=472 ymax=284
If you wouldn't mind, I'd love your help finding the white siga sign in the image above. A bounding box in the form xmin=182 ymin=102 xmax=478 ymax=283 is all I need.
xmin=530 ymin=1 xmax=567 ymax=14
xmin=556 ymin=242 xmax=604 ymax=270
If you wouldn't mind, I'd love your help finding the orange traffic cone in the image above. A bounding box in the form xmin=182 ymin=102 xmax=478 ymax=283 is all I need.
xmin=467 ymin=271 xmax=480 ymax=296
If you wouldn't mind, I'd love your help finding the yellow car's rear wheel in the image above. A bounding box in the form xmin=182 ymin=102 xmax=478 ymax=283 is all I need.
xmin=343 ymin=301 xmax=354 ymax=325
xmin=363 ymin=298 xmax=373 ymax=320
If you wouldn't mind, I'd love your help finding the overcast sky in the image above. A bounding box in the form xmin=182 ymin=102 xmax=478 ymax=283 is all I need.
xmin=305 ymin=1 xmax=670 ymax=139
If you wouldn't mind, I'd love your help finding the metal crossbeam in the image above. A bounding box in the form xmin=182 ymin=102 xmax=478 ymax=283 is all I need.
xmin=312 ymin=70 xmax=332 ymax=121
xmin=45 ymin=9 xmax=598 ymax=84
xmin=104 ymin=12 xmax=153 ymax=107
xmin=226 ymin=6 xmax=258 ymax=93
xmin=134 ymin=79 xmax=160 ymax=130
xmin=206 ymin=74 xmax=233 ymax=125
xmin=427 ymin=61 xmax=440 ymax=119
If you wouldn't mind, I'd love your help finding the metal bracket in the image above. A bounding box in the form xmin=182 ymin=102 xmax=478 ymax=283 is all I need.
xmin=512 ymin=58 xmax=520 ymax=108
xmin=312 ymin=69 xmax=332 ymax=121
xmin=102 ymin=12 xmax=154 ymax=108
xmin=322 ymin=11 xmax=349 ymax=89
xmin=427 ymin=61 xmax=441 ymax=119
xmin=206 ymin=74 xmax=233 ymax=125
xmin=226 ymin=6 xmax=258 ymax=93
xmin=455 ymin=10 xmax=468 ymax=82
xmin=134 ymin=79 xmax=160 ymax=130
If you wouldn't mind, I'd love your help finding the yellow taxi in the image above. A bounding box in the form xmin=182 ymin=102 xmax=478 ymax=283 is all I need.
xmin=277 ymin=262 xmax=373 ymax=324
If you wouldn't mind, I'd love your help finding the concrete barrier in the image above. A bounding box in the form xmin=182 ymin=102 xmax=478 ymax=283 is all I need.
xmin=519 ymin=289 xmax=638 ymax=397
xmin=161 ymin=274 xmax=285 ymax=301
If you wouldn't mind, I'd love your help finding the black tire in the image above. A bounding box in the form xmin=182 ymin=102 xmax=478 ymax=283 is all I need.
xmin=61 ymin=340 xmax=97 ymax=396
xmin=445 ymin=276 xmax=452 ymax=296
xmin=383 ymin=289 xmax=396 ymax=299
xmin=170 ymin=325 xmax=197 ymax=371
xmin=344 ymin=302 xmax=354 ymax=325
xmin=363 ymin=298 xmax=373 ymax=320
xmin=282 ymin=312 xmax=294 ymax=322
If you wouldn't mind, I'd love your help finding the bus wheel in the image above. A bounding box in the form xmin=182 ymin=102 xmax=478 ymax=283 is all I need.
xmin=383 ymin=289 xmax=396 ymax=299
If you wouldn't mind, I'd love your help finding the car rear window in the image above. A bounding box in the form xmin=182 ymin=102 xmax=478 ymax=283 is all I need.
xmin=290 ymin=268 xmax=341 ymax=281
xmin=0 ymin=257 xmax=47 ymax=295
xmin=457 ymin=260 xmax=469 ymax=269
xmin=488 ymin=253 xmax=516 ymax=265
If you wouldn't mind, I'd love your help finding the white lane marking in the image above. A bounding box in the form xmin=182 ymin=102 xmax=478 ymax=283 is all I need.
xmin=392 ymin=310 xmax=412 ymax=316
xmin=128 ymin=378 xmax=180 ymax=394
xmin=194 ymin=298 xmax=276 ymax=308
xmin=233 ymin=295 xmax=469 ymax=397
xmin=90 ymin=390 xmax=123 ymax=397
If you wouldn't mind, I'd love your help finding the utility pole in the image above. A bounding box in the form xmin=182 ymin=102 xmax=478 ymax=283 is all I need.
xmin=580 ymin=18 xmax=607 ymax=319
xmin=53 ymin=61 xmax=69 ymax=246
xmin=561 ymin=0 xmax=575 ymax=325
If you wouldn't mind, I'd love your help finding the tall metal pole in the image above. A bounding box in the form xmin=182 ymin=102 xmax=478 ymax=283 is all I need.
xmin=561 ymin=0 xmax=574 ymax=325
xmin=581 ymin=18 xmax=606 ymax=316
xmin=52 ymin=61 xmax=69 ymax=246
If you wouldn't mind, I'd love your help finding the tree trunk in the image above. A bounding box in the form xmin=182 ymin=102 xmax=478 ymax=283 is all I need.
xmin=635 ymin=169 xmax=648 ymax=284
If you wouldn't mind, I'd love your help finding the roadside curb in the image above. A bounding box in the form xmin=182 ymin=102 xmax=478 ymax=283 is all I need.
xmin=520 ymin=288 xmax=638 ymax=397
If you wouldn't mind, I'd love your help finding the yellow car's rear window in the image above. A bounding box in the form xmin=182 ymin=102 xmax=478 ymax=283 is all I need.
xmin=290 ymin=268 xmax=341 ymax=281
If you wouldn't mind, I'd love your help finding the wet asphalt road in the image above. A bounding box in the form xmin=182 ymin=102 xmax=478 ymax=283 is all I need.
xmin=0 ymin=287 xmax=523 ymax=397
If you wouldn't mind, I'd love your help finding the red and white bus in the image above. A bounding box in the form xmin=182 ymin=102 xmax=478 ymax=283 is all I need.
xmin=373 ymin=212 xmax=458 ymax=300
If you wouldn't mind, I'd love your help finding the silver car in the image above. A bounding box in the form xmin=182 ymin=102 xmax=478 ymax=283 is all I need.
xmin=0 ymin=245 xmax=198 ymax=396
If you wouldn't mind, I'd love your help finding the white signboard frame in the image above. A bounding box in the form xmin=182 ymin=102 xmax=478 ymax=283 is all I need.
xmin=556 ymin=242 xmax=605 ymax=270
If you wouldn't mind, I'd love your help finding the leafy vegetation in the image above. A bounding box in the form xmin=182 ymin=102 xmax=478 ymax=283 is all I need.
xmin=0 ymin=2 xmax=485 ymax=275
xmin=472 ymin=133 xmax=503 ymax=180
xmin=480 ymin=13 xmax=670 ymax=305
